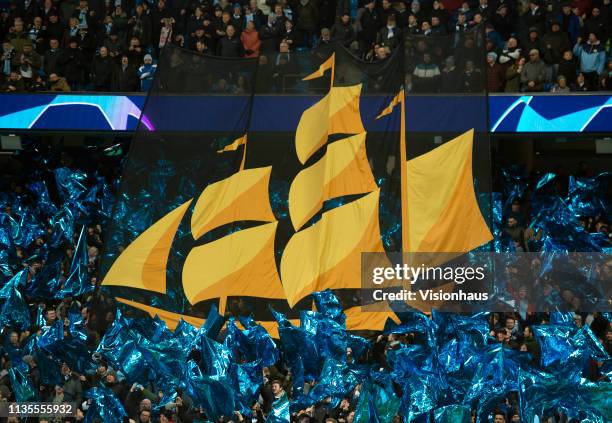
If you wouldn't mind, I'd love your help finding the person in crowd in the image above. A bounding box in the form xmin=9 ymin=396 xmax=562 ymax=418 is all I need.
xmin=48 ymin=72 xmax=71 ymax=91
xmin=59 ymin=37 xmax=85 ymax=90
xmin=571 ymin=71 xmax=590 ymax=91
xmin=551 ymin=74 xmax=570 ymax=92
xmin=413 ymin=53 xmax=441 ymax=92
xmin=281 ymin=19 xmax=304 ymax=50
xmin=440 ymin=56 xmax=461 ymax=92
xmin=112 ymin=54 xmax=138 ymax=91
xmin=217 ymin=24 xmax=243 ymax=57
xmin=138 ymin=54 xmax=157 ymax=92
xmin=378 ymin=15 xmax=401 ymax=50
xmin=91 ymin=45 xmax=113 ymax=91
xmin=296 ymin=0 xmax=318 ymax=47
xmin=332 ymin=13 xmax=356 ymax=48
xmin=486 ymin=51 xmax=505 ymax=92
xmin=557 ymin=49 xmax=577 ymax=83
xmin=504 ymin=56 xmax=525 ymax=92
xmin=521 ymin=48 xmax=547 ymax=91
xmin=573 ymin=33 xmax=606 ymax=90
xmin=241 ymin=20 xmax=261 ymax=58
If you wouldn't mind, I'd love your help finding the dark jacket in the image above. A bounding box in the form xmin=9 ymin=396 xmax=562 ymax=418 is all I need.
xmin=331 ymin=21 xmax=356 ymax=47
xmin=217 ymin=35 xmax=243 ymax=57
xmin=43 ymin=47 xmax=63 ymax=75
xmin=91 ymin=55 xmax=114 ymax=90
xmin=112 ymin=64 xmax=139 ymax=91
xmin=58 ymin=46 xmax=86 ymax=85
xmin=542 ymin=30 xmax=570 ymax=64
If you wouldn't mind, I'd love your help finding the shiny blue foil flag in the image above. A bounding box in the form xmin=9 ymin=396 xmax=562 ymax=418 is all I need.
xmin=56 ymin=225 xmax=93 ymax=298
xmin=182 ymin=360 xmax=236 ymax=421
xmin=84 ymin=386 xmax=128 ymax=423
xmin=434 ymin=405 xmax=472 ymax=423
xmin=267 ymin=390 xmax=290 ymax=423
xmin=0 ymin=281 xmax=31 ymax=330
xmin=9 ymin=365 xmax=38 ymax=402
xmin=312 ymin=289 xmax=345 ymax=323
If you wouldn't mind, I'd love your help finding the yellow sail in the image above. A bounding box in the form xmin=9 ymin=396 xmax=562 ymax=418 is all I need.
xmin=102 ymin=200 xmax=192 ymax=293
xmin=405 ymin=129 xmax=493 ymax=253
xmin=115 ymin=297 xmax=300 ymax=338
xmin=190 ymin=167 xmax=276 ymax=239
xmin=182 ymin=221 xmax=285 ymax=309
xmin=295 ymin=85 xmax=366 ymax=164
xmin=281 ymin=190 xmax=385 ymax=307
xmin=288 ymin=132 xmax=377 ymax=231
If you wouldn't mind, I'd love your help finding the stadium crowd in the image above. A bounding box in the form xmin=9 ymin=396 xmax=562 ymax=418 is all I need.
xmin=0 ymin=0 xmax=611 ymax=92
xmin=0 ymin=140 xmax=609 ymax=421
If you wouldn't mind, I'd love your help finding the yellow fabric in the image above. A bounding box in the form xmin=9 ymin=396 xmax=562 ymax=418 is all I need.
xmin=190 ymin=167 xmax=276 ymax=239
xmin=288 ymin=132 xmax=377 ymax=231
xmin=102 ymin=200 xmax=192 ymax=293
xmin=216 ymin=134 xmax=247 ymax=153
xmin=405 ymin=129 xmax=492 ymax=252
xmin=295 ymin=85 xmax=366 ymax=164
xmin=182 ymin=222 xmax=285 ymax=309
xmin=281 ymin=190 xmax=385 ymax=307
xmin=344 ymin=305 xmax=400 ymax=331
xmin=375 ymin=91 xmax=402 ymax=120
xmin=302 ymin=54 xmax=335 ymax=81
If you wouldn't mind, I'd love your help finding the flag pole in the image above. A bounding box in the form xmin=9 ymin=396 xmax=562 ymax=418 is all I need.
xmin=240 ymin=137 xmax=247 ymax=171
xmin=399 ymin=88 xmax=409 ymax=253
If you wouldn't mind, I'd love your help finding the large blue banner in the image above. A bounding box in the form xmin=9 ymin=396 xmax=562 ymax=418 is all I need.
xmin=1 ymin=93 xmax=611 ymax=133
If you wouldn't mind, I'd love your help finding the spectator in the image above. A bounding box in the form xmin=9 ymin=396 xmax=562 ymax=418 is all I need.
xmin=259 ymin=15 xmax=280 ymax=54
xmin=59 ymin=38 xmax=85 ymax=90
xmin=126 ymin=37 xmax=144 ymax=67
xmin=241 ymin=20 xmax=261 ymax=58
xmin=523 ymin=27 xmax=544 ymax=57
xmin=112 ymin=55 xmax=138 ymax=91
xmin=558 ymin=2 xmax=581 ymax=44
xmin=359 ymin=0 xmax=381 ymax=53
xmin=91 ymin=46 xmax=113 ymax=91
xmin=296 ymin=0 xmax=318 ymax=47
xmin=413 ymin=53 xmax=441 ymax=93
xmin=15 ymin=41 xmax=41 ymax=86
xmin=3 ymin=70 xmax=25 ymax=92
xmin=461 ymin=60 xmax=483 ymax=92
xmin=486 ymin=51 xmax=505 ymax=92
xmin=62 ymin=17 xmax=81 ymax=48
xmin=45 ymin=12 xmax=65 ymax=45
xmin=217 ymin=24 xmax=243 ymax=57
xmin=573 ymin=33 xmax=606 ymax=90
xmin=331 ymin=13 xmax=356 ymax=48
xmin=440 ymin=56 xmax=461 ymax=93
xmin=558 ymin=49 xmax=577 ymax=82
xmin=27 ymin=16 xmax=45 ymax=53
xmin=499 ymin=37 xmax=522 ymax=66
xmin=583 ymin=6 xmax=607 ymax=41
xmin=48 ymin=72 xmax=71 ymax=91
xmin=601 ymin=59 xmax=612 ymax=90
xmin=571 ymin=71 xmax=590 ymax=91
xmin=551 ymin=74 xmax=570 ymax=92
xmin=281 ymin=20 xmax=304 ymax=50
xmin=105 ymin=29 xmax=125 ymax=60
xmin=130 ymin=4 xmax=152 ymax=48
xmin=542 ymin=21 xmax=570 ymax=70
xmin=378 ymin=15 xmax=401 ymax=50
xmin=44 ymin=38 xmax=63 ymax=76
xmin=138 ymin=54 xmax=157 ymax=92
xmin=521 ymin=49 xmax=547 ymax=91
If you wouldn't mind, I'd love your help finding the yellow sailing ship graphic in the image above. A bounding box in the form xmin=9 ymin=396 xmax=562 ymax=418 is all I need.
xmin=102 ymin=53 xmax=492 ymax=332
